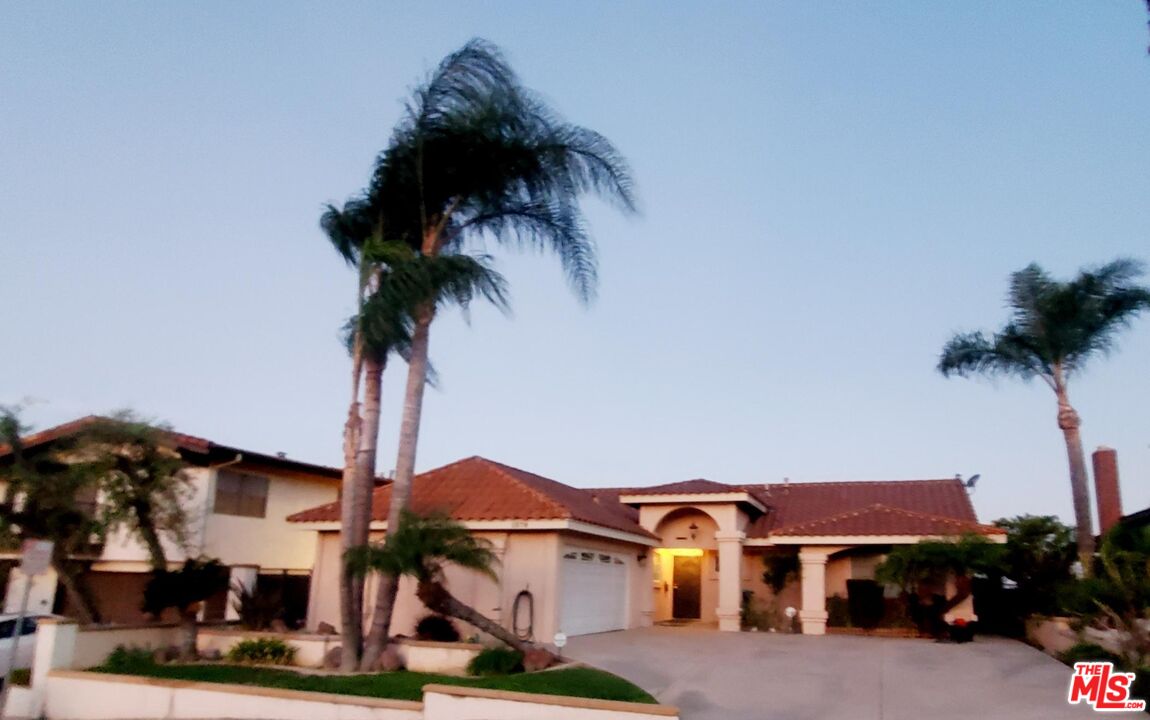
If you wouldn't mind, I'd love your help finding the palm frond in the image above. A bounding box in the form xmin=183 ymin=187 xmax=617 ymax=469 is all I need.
xmin=367 ymin=38 xmax=635 ymax=304
xmin=347 ymin=510 xmax=498 ymax=585
xmin=319 ymin=197 xmax=376 ymax=267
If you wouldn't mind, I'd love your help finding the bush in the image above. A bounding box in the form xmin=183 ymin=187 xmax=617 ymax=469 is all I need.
xmin=467 ymin=646 xmax=523 ymax=676
xmin=226 ymin=637 xmax=296 ymax=666
xmin=415 ymin=614 xmax=460 ymax=643
xmin=9 ymin=668 xmax=31 ymax=686
xmin=104 ymin=645 xmax=157 ymax=673
xmin=846 ymin=580 xmax=884 ymax=629
xmin=1060 ymin=642 xmax=1124 ymax=667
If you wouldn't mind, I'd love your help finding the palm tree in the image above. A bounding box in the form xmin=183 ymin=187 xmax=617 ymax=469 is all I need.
xmin=320 ymin=197 xmax=383 ymax=670
xmin=323 ymin=200 xmax=509 ymax=669
xmin=349 ymin=511 xmax=553 ymax=660
xmin=358 ymin=38 xmax=636 ymax=666
xmin=938 ymin=259 xmax=1150 ymax=572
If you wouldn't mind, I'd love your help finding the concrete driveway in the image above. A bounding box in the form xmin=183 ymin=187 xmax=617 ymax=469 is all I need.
xmin=567 ymin=627 xmax=1100 ymax=720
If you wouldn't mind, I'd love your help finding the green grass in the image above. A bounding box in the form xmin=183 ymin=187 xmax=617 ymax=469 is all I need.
xmin=89 ymin=663 xmax=656 ymax=704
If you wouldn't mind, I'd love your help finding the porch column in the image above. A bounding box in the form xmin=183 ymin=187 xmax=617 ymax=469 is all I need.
xmin=715 ymin=531 xmax=745 ymax=632
xmin=798 ymin=548 xmax=829 ymax=635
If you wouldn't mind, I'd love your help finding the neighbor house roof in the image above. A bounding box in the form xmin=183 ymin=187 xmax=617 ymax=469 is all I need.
xmin=0 ymin=415 xmax=342 ymax=480
xmin=288 ymin=456 xmax=658 ymax=540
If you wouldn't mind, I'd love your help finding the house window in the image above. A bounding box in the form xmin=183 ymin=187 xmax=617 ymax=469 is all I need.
xmin=213 ymin=470 xmax=269 ymax=518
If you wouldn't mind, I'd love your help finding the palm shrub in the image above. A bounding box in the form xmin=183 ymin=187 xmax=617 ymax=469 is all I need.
xmin=349 ymin=511 xmax=555 ymax=663
xmin=938 ymin=259 xmax=1150 ymax=571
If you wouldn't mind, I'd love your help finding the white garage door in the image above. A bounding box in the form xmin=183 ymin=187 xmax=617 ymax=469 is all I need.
xmin=558 ymin=548 xmax=628 ymax=636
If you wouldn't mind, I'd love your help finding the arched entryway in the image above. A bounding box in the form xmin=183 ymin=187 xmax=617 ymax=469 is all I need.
xmin=652 ymin=508 xmax=720 ymax=623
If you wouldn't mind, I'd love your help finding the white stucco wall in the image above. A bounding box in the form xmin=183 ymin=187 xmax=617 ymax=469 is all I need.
xmin=307 ymin=528 xmax=649 ymax=642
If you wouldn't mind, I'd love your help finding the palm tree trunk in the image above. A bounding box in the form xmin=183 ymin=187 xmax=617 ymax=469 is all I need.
xmin=338 ymin=343 xmax=366 ymax=670
xmin=1056 ymin=391 xmax=1095 ymax=576
xmin=417 ymin=580 xmax=552 ymax=660
xmin=360 ymin=305 xmax=434 ymax=669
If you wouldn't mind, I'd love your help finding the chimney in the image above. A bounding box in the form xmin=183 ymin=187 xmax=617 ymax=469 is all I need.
xmin=1092 ymin=446 xmax=1123 ymax=536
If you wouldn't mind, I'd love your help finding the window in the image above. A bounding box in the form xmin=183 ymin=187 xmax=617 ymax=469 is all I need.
xmin=213 ymin=470 xmax=269 ymax=518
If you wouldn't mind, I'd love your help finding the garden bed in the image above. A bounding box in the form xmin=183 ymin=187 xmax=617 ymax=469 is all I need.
xmin=88 ymin=662 xmax=657 ymax=704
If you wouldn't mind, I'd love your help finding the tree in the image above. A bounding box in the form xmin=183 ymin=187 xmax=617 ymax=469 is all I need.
xmin=349 ymin=511 xmax=553 ymax=661
xmin=82 ymin=412 xmax=194 ymax=572
xmin=994 ymin=515 xmax=1075 ymax=616
xmin=359 ymin=37 xmax=636 ymax=667
xmin=0 ymin=407 xmax=106 ymax=623
xmin=0 ymin=409 xmax=198 ymax=623
xmin=143 ymin=558 xmax=229 ymax=660
xmin=938 ymin=259 xmax=1150 ymax=573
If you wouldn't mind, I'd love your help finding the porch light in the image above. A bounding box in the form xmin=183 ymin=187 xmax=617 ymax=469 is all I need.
xmin=688 ymin=522 xmax=698 ymax=540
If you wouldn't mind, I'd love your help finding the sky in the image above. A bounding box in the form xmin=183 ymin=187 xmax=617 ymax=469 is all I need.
xmin=2 ymin=2 xmax=1148 ymax=528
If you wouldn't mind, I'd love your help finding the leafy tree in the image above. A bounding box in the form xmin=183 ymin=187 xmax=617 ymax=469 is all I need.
xmin=875 ymin=535 xmax=1004 ymax=591
xmin=358 ymin=37 xmax=636 ymax=667
xmin=0 ymin=407 xmax=105 ymax=622
xmin=938 ymin=259 xmax=1150 ymax=572
xmin=0 ymin=409 xmax=197 ymax=623
xmin=349 ymin=511 xmax=553 ymax=660
xmin=994 ymin=515 xmax=1075 ymax=616
xmin=82 ymin=412 xmax=194 ymax=571
xmin=143 ymin=558 xmax=229 ymax=660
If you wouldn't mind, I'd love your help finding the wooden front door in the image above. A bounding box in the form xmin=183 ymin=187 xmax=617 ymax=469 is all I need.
xmin=672 ymin=555 xmax=702 ymax=619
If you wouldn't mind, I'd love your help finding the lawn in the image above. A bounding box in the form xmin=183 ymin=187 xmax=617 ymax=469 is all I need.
xmin=89 ymin=662 xmax=657 ymax=704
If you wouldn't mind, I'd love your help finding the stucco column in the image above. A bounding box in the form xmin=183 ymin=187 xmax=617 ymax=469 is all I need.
xmin=799 ymin=548 xmax=831 ymax=635
xmin=715 ymin=531 xmax=745 ymax=632
xmin=224 ymin=565 xmax=259 ymax=622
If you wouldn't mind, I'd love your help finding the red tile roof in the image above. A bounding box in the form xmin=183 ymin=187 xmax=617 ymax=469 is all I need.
xmin=0 ymin=415 xmax=342 ymax=479
xmin=769 ymin=503 xmax=1001 ymax=537
xmin=618 ymin=479 xmax=747 ymax=496
xmin=288 ymin=456 xmax=658 ymax=540
xmin=291 ymin=460 xmax=995 ymax=541
xmin=743 ymin=479 xmax=989 ymax=538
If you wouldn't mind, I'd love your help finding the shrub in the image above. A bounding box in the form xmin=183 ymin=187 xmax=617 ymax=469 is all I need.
xmin=415 ymin=614 xmax=460 ymax=643
xmin=467 ymin=646 xmax=523 ymax=676
xmin=226 ymin=637 xmax=297 ymax=666
xmin=9 ymin=668 xmax=31 ymax=686
xmin=104 ymin=645 xmax=157 ymax=673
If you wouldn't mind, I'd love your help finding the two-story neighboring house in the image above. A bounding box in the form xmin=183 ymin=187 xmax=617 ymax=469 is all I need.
xmin=0 ymin=416 xmax=341 ymax=626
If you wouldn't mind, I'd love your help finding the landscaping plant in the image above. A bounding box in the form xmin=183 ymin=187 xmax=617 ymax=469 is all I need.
xmin=226 ymin=638 xmax=297 ymax=666
xmin=415 ymin=614 xmax=461 ymax=643
xmin=467 ymin=647 xmax=524 ymax=676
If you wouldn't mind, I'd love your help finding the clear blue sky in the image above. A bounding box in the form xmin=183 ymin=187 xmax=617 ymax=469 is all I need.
xmin=2 ymin=2 xmax=1148 ymax=527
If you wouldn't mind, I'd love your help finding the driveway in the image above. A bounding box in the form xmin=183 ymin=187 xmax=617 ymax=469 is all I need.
xmin=567 ymin=627 xmax=1100 ymax=720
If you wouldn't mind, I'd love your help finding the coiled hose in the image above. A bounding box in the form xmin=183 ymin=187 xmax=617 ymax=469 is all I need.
xmin=512 ymin=589 xmax=534 ymax=641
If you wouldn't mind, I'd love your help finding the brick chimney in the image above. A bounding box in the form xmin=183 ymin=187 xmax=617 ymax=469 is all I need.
xmin=1092 ymin=446 xmax=1123 ymax=536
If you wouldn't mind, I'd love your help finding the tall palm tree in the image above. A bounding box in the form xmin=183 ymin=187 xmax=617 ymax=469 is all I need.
xmin=359 ymin=38 xmax=636 ymax=667
xmin=349 ymin=511 xmax=553 ymax=659
xmin=323 ymin=201 xmax=509 ymax=669
xmin=320 ymin=198 xmax=383 ymax=670
xmin=938 ymin=259 xmax=1150 ymax=572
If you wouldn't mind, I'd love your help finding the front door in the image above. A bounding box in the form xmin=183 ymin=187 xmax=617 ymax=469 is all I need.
xmin=672 ymin=555 xmax=702 ymax=619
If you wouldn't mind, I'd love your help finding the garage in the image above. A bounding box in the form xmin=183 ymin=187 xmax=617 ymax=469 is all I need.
xmin=558 ymin=547 xmax=628 ymax=636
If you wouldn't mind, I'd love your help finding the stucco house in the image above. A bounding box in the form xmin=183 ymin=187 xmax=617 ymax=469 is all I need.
xmin=0 ymin=416 xmax=341 ymax=625
xmin=291 ymin=456 xmax=1005 ymax=640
